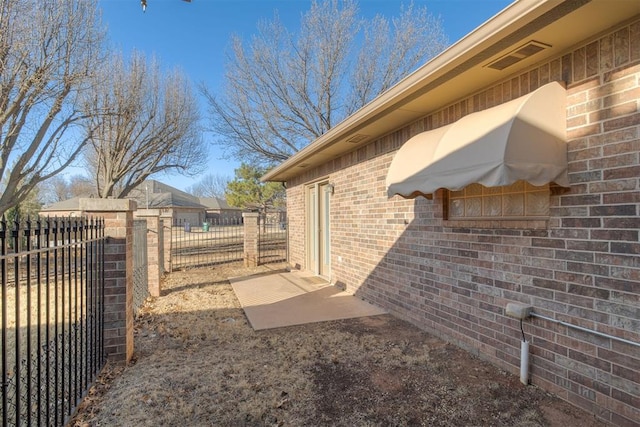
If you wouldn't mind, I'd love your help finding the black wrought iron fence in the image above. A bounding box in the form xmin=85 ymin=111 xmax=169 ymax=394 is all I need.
xmin=258 ymin=212 xmax=287 ymax=265
xmin=132 ymin=220 xmax=149 ymax=316
xmin=171 ymin=218 xmax=244 ymax=270
xmin=1 ymin=216 xmax=106 ymax=426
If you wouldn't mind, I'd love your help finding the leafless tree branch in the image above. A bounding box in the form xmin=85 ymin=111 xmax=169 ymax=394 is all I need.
xmin=186 ymin=173 xmax=232 ymax=199
xmin=83 ymin=51 xmax=207 ymax=198
xmin=0 ymin=0 xmax=105 ymax=215
xmin=203 ymin=0 xmax=448 ymax=167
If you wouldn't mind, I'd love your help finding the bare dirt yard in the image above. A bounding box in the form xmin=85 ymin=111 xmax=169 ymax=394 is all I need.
xmin=72 ymin=263 xmax=607 ymax=427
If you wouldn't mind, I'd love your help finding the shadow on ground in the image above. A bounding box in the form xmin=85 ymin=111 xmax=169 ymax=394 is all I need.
xmin=72 ymin=263 xmax=607 ymax=427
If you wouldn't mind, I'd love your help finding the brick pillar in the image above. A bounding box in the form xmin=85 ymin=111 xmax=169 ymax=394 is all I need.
xmin=160 ymin=212 xmax=173 ymax=273
xmin=134 ymin=209 xmax=161 ymax=297
xmin=243 ymin=212 xmax=259 ymax=267
xmin=79 ymin=198 xmax=136 ymax=363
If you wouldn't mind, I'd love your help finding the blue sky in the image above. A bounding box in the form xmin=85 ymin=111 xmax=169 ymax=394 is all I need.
xmin=97 ymin=0 xmax=513 ymax=190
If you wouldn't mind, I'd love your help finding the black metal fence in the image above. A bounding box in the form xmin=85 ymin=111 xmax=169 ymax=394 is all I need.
xmin=258 ymin=212 xmax=287 ymax=265
xmin=132 ymin=220 xmax=149 ymax=316
xmin=1 ymin=216 xmax=106 ymax=426
xmin=171 ymin=218 xmax=244 ymax=270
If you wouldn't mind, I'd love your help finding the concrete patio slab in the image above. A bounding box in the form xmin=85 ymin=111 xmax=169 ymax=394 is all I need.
xmin=229 ymin=270 xmax=387 ymax=330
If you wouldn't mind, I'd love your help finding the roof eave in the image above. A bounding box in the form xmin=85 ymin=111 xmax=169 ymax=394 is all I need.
xmin=262 ymin=0 xmax=557 ymax=182
xmin=263 ymin=0 xmax=640 ymax=182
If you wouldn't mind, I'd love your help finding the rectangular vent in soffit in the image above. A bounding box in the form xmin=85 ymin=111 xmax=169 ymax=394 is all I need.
xmin=345 ymin=134 xmax=369 ymax=144
xmin=486 ymin=40 xmax=551 ymax=71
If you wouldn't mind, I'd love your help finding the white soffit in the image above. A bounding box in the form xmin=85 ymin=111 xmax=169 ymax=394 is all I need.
xmin=386 ymin=81 xmax=568 ymax=199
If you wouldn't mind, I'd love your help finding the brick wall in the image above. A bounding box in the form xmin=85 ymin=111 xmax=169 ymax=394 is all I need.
xmin=80 ymin=199 xmax=136 ymax=363
xmin=286 ymin=184 xmax=305 ymax=270
xmin=102 ymin=211 xmax=134 ymax=362
xmin=134 ymin=210 xmax=162 ymax=297
xmin=286 ymin=18 xmax=640 ymax=425
xmin=243 ymin=212 xmax=259 ymax=267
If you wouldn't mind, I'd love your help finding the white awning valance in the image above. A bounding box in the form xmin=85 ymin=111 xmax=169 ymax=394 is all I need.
xmin=386 ymin=81 xmax=569 ymax=199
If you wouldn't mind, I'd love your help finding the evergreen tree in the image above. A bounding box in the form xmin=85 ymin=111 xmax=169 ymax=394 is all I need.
xmin=226 ymin=164 xmax=285 ymax=228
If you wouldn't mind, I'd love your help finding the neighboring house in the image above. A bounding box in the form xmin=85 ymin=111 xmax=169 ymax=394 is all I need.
xmin=264 ymin=206 xmax=286 ymax=226
xmin=199 ymin=197 xmax=243 ymax=223
xmin=242 ymin=202 xmax=287 ymax=225
xmin=127 ymin=180 xmax=206 ymax=225
xmin=264 ymin=2 xmax=640 ymax=425
xmin=42 ymin=180 xmax=208 ymax=226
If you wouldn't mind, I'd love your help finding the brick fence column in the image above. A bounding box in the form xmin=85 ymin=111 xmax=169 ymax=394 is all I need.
xmin=243 ymin=212 xmax=259 ymax=267
xmin=79 ymin=198 xmax=136 ymax=363
xmin=134 ymin=209 xmax=162 ymax=297
xmin=160 ymin=212 xmax=173 ymax=273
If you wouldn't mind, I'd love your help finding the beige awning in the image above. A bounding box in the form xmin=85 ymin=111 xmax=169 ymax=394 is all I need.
xmin=386 ymin=81 xmax=568 ymax=199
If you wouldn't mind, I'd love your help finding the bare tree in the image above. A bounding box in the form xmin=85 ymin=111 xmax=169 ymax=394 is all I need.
xmin=186 ymin=173 xmax=231 ymax=198
xmin=202 ymin=0 xmax=447 ymax=166
xmin=40 ymin=175 xmax=72 ymax=205
xmin=0 ymin=0 xmax=105 ymax=216
xmin=40 ymin=173 xmax=95 ymax=205
xmin=68 ymin=174 xmax=95 ymax=197
xmin=84 ymin=51 xmax=206 ymax=198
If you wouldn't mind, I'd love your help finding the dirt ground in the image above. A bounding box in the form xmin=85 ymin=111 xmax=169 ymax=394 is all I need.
xmin=72 ymin=263 xmax=607 ymax=427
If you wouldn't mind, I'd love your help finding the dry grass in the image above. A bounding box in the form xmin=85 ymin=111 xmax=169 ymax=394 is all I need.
xmin=2 ymin=277 xmax=92 ymax=373
xmin=72 ymin=263 xmax=607 ymax=427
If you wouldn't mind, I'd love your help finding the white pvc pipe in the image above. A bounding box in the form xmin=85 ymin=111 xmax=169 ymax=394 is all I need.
xmin=530 ymin=311 xmax=640 ymax=348
xmin=520 ymin=340 xmax=529 ymax=385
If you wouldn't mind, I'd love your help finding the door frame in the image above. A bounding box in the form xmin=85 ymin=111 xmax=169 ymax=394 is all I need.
xmin=305 ymin=179 xmax=331 ymax=278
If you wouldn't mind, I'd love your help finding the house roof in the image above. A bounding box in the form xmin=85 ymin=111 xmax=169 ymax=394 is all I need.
xmin=263 ymin=0 xmax=640 ymax=182
xmin=42 ymin=179 xmax=206 ymax=211
xmin=199 ymin=197 xmax=240 ymax=210
xmin=142 ymin=192 xmax=205 ymax=209
xmin=127 ymin=180 xmax=202 ymax=207
xmin=41 ymin=196 xmax=85 ymax=212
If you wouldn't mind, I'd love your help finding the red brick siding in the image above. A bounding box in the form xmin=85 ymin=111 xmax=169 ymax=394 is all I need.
xmin=286 ymin=183 xmax=305 ymax=270
xmin=286 ymin=18 xmax=640 ymax=425
xmin=100 ymin=212 xmax=134 ymax=362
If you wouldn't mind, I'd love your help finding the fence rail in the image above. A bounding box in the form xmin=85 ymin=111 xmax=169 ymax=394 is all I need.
xmin=132 ymin=220 xmax=149 ymax=316
xmin=171 ymin=218 xmax=244 ymax=271
xmin=258 ymin=213 xmax=287 ymax=265
xmin=1 ymin=216 xmax=106 ymax=426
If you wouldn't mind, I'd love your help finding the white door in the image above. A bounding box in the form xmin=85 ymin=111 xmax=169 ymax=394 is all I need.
xmin=306 ymin=182 xmax=331 ymax=277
